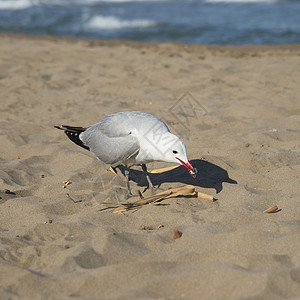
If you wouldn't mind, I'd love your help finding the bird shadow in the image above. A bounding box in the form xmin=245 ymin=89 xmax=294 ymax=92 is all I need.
xmin=118 ymin=159 xmax=237 ymax=194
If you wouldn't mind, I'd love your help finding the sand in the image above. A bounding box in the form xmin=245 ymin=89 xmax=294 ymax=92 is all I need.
xmin=0 ymin=33 xmax=300 ymax=300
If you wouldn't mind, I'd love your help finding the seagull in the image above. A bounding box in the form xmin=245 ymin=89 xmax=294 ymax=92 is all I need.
xmin=55 ymin=111 xmax=196 ymax=198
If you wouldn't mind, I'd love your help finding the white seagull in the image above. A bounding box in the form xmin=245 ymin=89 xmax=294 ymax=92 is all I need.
xmin=55 ymin=111 xmax=196 ymax=198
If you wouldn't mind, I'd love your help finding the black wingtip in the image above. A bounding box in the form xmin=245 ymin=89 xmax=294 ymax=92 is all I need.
xmin=64 ymin=130 xmax=90 ymax=151
xmin=55 ymin=125 xmax=89 ymax=151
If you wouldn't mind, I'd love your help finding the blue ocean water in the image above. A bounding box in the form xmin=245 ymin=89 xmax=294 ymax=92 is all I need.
xmin=0 ymin=0 xmax=299 ymax=45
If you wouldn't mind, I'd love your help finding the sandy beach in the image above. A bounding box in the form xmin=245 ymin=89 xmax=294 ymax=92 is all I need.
xmin=0 ymin=33 xmax=300 ymax=299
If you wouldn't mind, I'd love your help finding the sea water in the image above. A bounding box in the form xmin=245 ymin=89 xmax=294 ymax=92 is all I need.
xmin=0 ymin=0 xmax=299 ymax=45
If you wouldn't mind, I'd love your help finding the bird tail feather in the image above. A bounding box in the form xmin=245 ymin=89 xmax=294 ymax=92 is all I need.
xmin=54 ymin=125 xmax=89 ymax=151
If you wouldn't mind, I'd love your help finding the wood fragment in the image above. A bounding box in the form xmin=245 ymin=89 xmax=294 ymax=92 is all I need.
xmin=197 ymin=192 xmax=214 ymax=201
xmin=2 ymin=189 xmax=11 ymax=194
xmin=264 ymin=205 xmax=279 ymax=213
xmin=100 ymin=184 xmax=214 ymax=213
xmin=140 ymin=225 xmax=150 ymax=230
xmin=149 ymin=165 xmax=179 ymax=174
xmin=108 ymin=166 xmax=118 ymax=176
xmin=130 ymin=192 xmax=172 ymax=206
xmin=63 ymin=180 xmax=72 ymax=188
xmin=173 ymin=230 xmax=182 ymax=239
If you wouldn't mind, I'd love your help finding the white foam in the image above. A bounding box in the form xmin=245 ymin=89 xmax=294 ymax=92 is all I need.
xmin=0 ymin=0 xmax=37 ymax=10
xmin=205 ymin=0 xmax=277 ymax=2
xmin=85 ymin=15 xmax=156 ymax=30
xmin=85 ymin=0 xmax=164 ymax=2
xmin=0 ymin=0 xmax=159 ymax=10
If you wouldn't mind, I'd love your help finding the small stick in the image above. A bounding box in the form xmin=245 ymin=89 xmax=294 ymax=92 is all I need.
xmin=264 ymin=205 xmax=279 ymax=213
xmin=137 ymin=190 xmax=144 ymax=199
xmin=100 ymin=185 xmax=215 ymax=213
xmin=149 ymin=165 xmax=179 ymax=174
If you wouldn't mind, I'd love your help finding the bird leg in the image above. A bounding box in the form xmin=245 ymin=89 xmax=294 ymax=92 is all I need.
xmin=141 ymin=164 xmax=160 ymax=192
xmin=124 ymin=166 xmax=135 ymax=199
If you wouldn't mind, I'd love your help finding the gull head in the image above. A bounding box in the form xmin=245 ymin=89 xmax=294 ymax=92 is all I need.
xmin=158 ymin=133 xmax=197 ymax=178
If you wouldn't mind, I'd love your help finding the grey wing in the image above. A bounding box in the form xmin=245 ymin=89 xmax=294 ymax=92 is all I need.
xmin=94 ymin=112 xmax=134 ymax=137
xmin=80 ymin=119 xmax=139 ymax=167
xmin=94 ymin=111 xmax=170 ymax=137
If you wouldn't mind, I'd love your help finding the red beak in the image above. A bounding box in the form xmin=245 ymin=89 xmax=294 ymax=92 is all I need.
xmin=176 ymin=158 xmax=197 ymax=178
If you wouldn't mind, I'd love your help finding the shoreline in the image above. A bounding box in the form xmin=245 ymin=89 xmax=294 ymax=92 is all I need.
xmin=1 ymin=32 xmax=300 ymax=57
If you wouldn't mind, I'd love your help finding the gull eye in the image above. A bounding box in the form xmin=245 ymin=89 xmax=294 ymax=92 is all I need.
xmin=172 ymin=150 xmax=178 ymax=154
